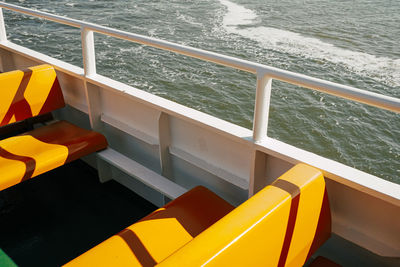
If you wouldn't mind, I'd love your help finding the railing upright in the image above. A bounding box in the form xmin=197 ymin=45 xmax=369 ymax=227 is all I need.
xmin=252 ymin=73 xmax=273 ymax=142
xmin=80 ymin=27 xmax=100 ymax=130
xmin=0 ymin=8 xmax=7 ymax=42
xmin=81 ymin=27 xmax=96 ymax=76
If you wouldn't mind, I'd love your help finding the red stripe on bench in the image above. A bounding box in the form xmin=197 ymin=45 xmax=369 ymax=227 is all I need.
xmin=0 ymin=146 xmax=36 ymax=182
xmin=0 ymin=69 xmax=33 ymax=126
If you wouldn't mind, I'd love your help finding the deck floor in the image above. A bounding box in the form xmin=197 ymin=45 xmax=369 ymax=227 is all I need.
xmin=0 ymin=160 xmax=157 ymax=266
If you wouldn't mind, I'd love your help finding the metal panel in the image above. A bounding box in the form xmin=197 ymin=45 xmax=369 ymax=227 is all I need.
xmin=326 ymin=178 xmax=400 ymax=257
xmin=100 ymin=87 xmax=160 ymax=143
xmin=56 ymin=72 xmax=88 ymax=113
xmin=169 ymin=116 xmax=251 ymax=189
xmin=98 ymin=148 xmax=187 ymax=200
xmin=158 ymin=112 xmax=173 ymax=180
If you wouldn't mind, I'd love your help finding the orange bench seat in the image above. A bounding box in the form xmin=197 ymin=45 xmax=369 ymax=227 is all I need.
xmin=0 ymin=120 xmax=107 ymax=191
xmin=65 ymin=164 xmax=331 ymax=267
xmin=0 ymin=65 xmax=108 ymax=191
xmin=65 ymin=186 xmax=234 ymax=266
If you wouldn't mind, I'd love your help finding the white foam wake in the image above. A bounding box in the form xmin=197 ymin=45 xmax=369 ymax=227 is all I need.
xmin=219 ymin=0 xmax=400 ymax=88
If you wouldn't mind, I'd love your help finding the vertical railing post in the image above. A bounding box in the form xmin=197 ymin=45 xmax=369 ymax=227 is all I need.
xmin=0 ymin=8 xmax=7 ymax=42
xmin=81 ymin=27 xmax=96 ymax=76
xmin=81 ymin=26 xmax=112 ymax=183
xmin=80 ymin=26 xmax=100 ymax=129
xmin=252 ymin=72 xmax=272 ymax=142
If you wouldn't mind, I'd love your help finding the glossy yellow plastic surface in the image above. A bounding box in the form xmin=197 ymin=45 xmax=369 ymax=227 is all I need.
xmin=157 ymin=164 xmax=329 ymax=267
xmin=65 ymin=218 xmax=194 ymax=267
xmin=66 ymin=164 xmax=329 ymax=267
xmin=0 ymin=66 xmax=106 ymax=191
xmin=0 ymin=135 xmax=68 ymax=191
xmin=0 ymin=121 xmax=108 ymax=191
xmin=65 ymin=186 xmax=234 ymax=267
xmin=0 ymin=156 xmax=26 ymax=191
xmin=0 ymin=65 xmax=64 ymax=127
xmin=0 ymin=70 xmax=23 ymax=124
xmin=24 ymin=65 xmax=58 ymax=115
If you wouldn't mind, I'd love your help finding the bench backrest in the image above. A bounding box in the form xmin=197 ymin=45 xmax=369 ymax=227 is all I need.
xmin=0 ymin=65 xmax=65 ymax=127
xmin=158 ymin=164 xmax=331 ymax=267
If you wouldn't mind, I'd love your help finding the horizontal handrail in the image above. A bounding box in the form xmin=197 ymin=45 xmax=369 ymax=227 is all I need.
xmin=0 ymin=2 xmax=399 ymax=116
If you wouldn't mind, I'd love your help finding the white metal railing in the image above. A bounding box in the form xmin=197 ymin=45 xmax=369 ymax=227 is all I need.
xmin=0 ymin=3 xmax=399 ymax=142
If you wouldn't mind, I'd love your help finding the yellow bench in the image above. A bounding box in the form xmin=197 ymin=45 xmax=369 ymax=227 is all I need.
xmin=0 ymin=65 xmax=107 ymax=191
xmin=66 ymin=164 xmax=331 ymax=267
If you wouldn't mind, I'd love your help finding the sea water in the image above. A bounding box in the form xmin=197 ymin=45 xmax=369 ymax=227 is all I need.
xmin=3 ymin=0 xmax=399 ymax=183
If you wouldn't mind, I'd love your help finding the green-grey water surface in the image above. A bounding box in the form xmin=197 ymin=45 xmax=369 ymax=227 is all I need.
xmin=3 ymin=0 xmax=399 ymax=183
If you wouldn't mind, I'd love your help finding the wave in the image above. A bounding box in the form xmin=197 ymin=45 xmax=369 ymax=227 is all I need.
xmin=219 ymin=0 xmax=400 ymax=88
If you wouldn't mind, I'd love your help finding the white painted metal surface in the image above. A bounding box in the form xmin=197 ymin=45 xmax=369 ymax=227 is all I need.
xmin=81 ymin=28 xmax=96 ymax=77
xmin=98 ymin=148 xmax=187 ymax=200
xmin=0 ymin=8 xmax=6 ymax=42
xmin=253 ymin=73 xmax=272 ymax=142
